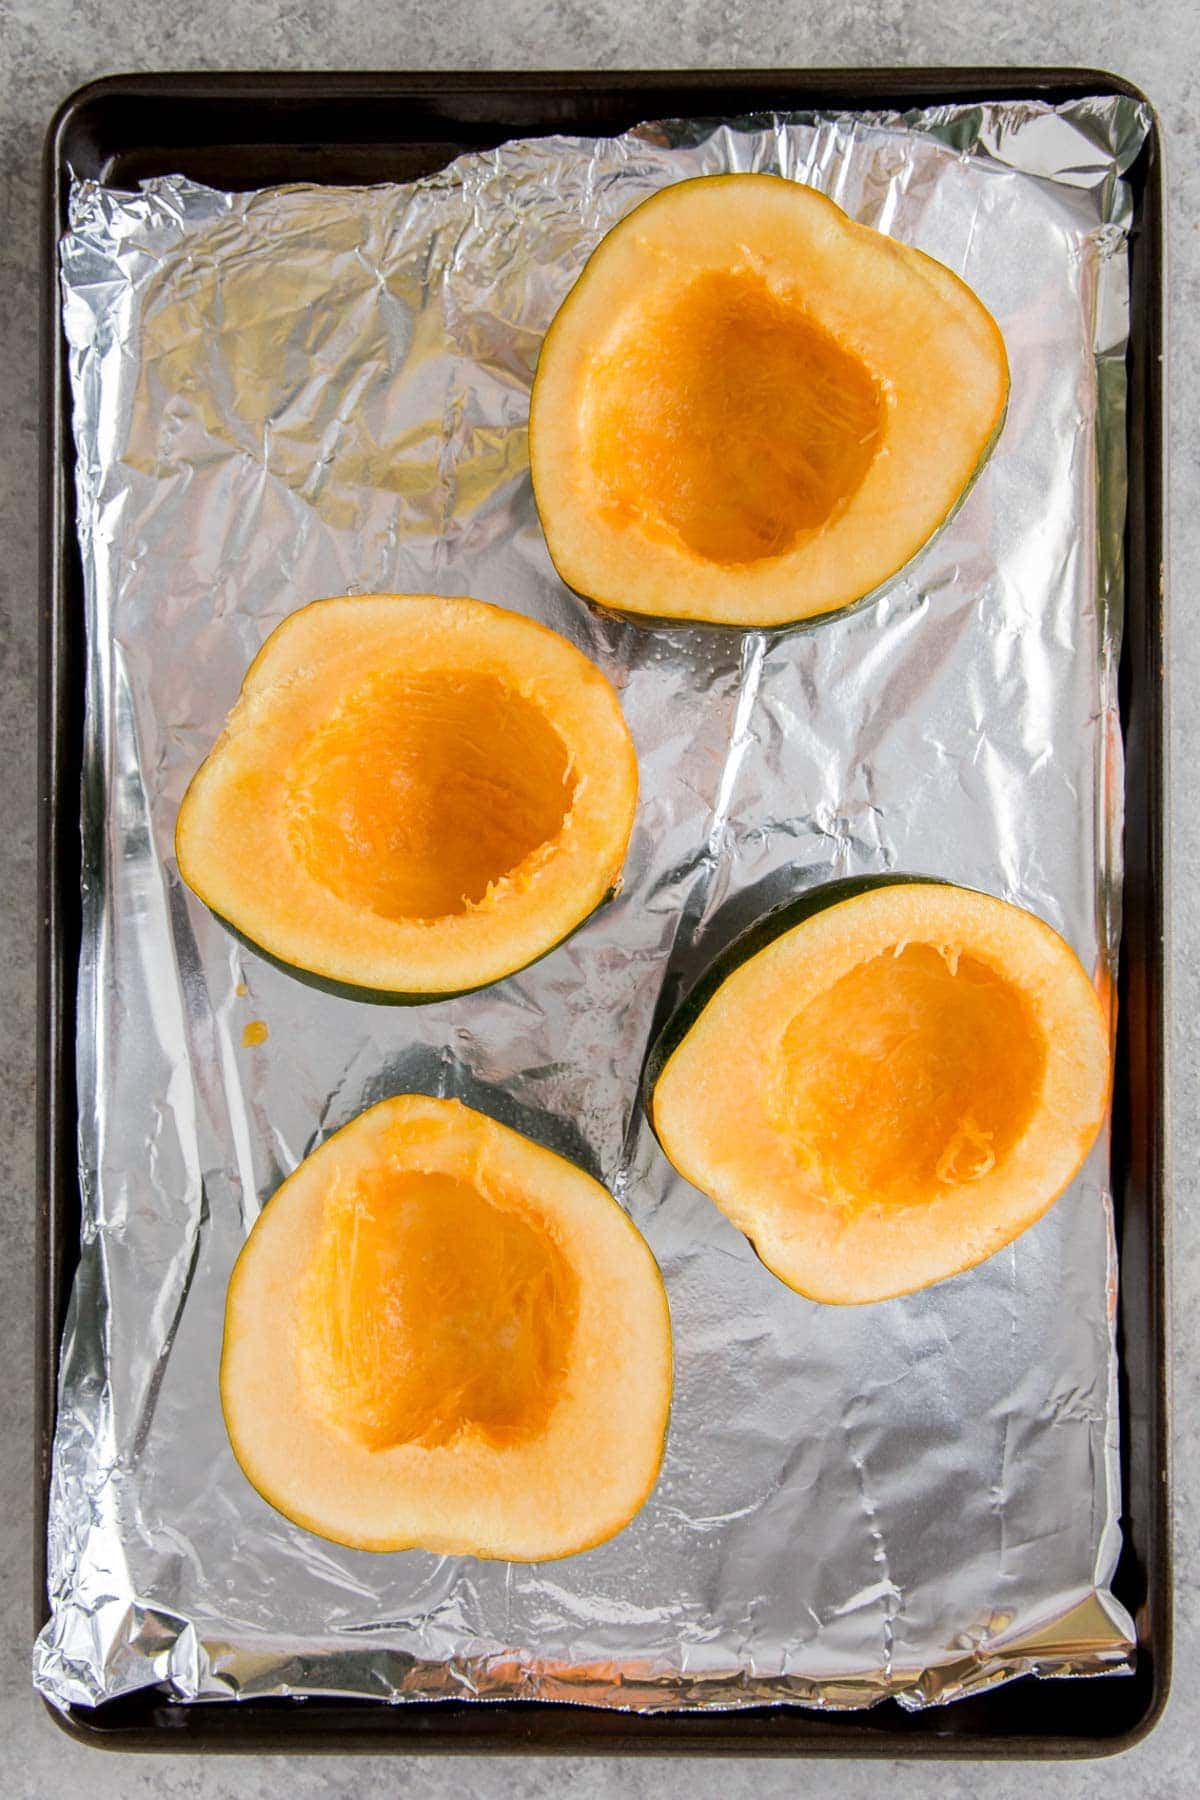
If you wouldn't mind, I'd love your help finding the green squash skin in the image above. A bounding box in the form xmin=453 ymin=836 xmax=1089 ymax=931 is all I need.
xmin=211 ymin=888 xmax=618 ymax=1008
xmin=642 ymin=873 xmax=959 ymax=1148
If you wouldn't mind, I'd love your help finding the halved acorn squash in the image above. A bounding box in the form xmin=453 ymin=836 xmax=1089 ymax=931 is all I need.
xmin=220 ymin=1095 xmax=672 ymax=1558
xmin=530 ymin=174 xmax=1009 ymax=628
xmin=647 ymin=878 xmax=1111 ymax=1303
xmin=176 ymin=594 xmax=638 ymax=1001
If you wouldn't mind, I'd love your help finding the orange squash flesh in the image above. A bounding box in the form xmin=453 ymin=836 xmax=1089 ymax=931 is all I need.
xmin=650 ymin=882 xmax=1111 ymax=1303
xmin=584 ymin=269 xmax=887 ymax=566
xmin=221 ymin=1096 xmax=672 ymax=1558
xmin=287 ymin=669 xmax=577 ymax=924
xmin=175 ymin=595 xmax=639 ymax=999
xmin=530 ymin=174 xmax=1009 ymax=628
xmin=297 ymin=1167 xmax=580 ymax=1454
xmin=778 ymin=943 xmax=1047 ymax=1208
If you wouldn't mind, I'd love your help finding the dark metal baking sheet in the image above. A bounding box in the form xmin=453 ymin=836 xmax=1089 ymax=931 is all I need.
xmin=37 ymin=68 xmax=1169 ymax=1757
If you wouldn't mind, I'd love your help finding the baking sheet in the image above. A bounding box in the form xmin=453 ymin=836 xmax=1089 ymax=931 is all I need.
xmin=34 ymin=94 xmax=1148 ymax=1714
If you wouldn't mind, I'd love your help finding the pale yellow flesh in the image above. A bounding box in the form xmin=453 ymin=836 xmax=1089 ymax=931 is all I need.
xmin=652 ymin=886 xmax=1111 ymax=1303
xmin=530 ymin=174 xmax=1009 ymax=626
xmin=175 ymin=595 xmax=639 ymax=994
xmin=221 ymin=1096 xmax=673 ymax=1558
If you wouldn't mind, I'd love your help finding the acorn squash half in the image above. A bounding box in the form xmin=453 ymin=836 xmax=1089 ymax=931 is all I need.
xmin=220 ymin=1095 xmax=672 ymax=1558
xmin=530 ymin=174 xmax=1009 ymax=628
xmin=647 ymin=878 xmax=1110 ymax=1303
xmin=176 ymin=594 xmax=638 ymax=1001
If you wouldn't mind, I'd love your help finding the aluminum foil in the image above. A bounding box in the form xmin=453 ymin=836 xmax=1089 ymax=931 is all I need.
xmin=36 ymin=95 xmax=1148 ymax=1716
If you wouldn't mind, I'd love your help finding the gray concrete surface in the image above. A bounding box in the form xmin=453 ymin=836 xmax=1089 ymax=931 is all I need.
xmin=0 ymin=1 xmax=1193 ymax=1792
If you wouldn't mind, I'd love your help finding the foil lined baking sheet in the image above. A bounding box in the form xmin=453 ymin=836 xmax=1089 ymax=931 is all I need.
xmin=36 ymin=94 xmax=1149 ymax=1715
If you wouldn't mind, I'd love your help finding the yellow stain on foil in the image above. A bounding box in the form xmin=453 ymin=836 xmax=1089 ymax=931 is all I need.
xmin=242 ymin=1020 xmax=269 ymax=1048
xmin=235 ymin=981 xmax=249 ymax=997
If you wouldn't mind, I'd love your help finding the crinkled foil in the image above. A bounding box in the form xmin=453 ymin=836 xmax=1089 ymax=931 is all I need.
xmin=36 ymin=97 xmax=1148 ymax=1716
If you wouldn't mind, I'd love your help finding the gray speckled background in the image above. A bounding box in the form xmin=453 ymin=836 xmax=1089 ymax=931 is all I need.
xmin=0 ymin=2 xmax=1191 ymax=1792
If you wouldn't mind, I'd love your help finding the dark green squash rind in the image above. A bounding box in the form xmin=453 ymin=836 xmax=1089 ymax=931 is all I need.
xmin=213 ymin=888 xmax=618 ymax=1008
